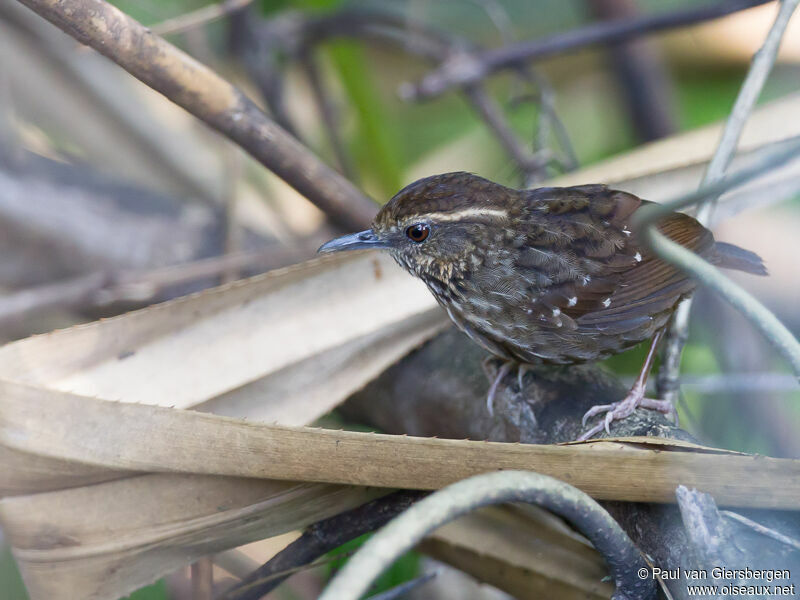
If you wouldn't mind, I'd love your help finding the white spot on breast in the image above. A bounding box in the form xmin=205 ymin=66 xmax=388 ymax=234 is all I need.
xmin=582 ymin=276 xmax=592 ymax=285
xmin=567 ymin=296 xmax=577 ymax=307
xmin=552 ymin=308 xmax=561 ymax=316
xmin=634 ymin=252 xmax=642 ymax=262
xmin=622 ymin=227 xmax=632 ymax=236
xmin=602 ymin=297 xmax=611 ymax=308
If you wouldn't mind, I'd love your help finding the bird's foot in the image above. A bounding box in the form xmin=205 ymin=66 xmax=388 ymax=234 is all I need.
xmin=578 ymin=385 xmax=674 ymax=441
xmin=484 ymin=360 xmax=513 ymax=417
xmin=482 ymin=359 xmax=536 ymax=419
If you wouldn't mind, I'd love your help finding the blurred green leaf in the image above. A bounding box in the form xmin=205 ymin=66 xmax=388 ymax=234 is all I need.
xmin=675 ymin=66 xmax=800 ymax=131
xmin=290 ymin=0 xmax=403 ymax=197
xmin=122 ymin=579 xmax=169 ymax=600
xmin=326 ymin=533 xmax=420 ymax=596
xmin=326 ymin=41 xmax=404 ymax=197
xmin=0 ymin=546 xmax=28 ymax=600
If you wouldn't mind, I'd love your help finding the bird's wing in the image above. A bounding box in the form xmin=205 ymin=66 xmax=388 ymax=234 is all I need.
xmin=514 ymin=187 xmax=712 ymax=331
xmin=576 ymin=210 xmax=713 ymax=334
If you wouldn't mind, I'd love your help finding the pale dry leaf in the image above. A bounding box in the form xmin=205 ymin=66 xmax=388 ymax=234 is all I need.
xmin=0 ymin=251 xmax=442 ymax=599
xmin=2 ymin=380 xmax=799 ymax=509
xmin=421 ymin=506 xmax=613 ymax=600
xmin=0 ymin=251 xmax=443 ymax=420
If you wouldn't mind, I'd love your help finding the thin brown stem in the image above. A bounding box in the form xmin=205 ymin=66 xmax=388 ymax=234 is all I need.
xmin=222 ymin=147 xmax=243 ymax=284
xmin=191 ymin=558 xmax=214 ymax=600
xmin=464 ymin=84 xmax=545 ymax=182
xmin=150 ymin=0 xmax=253 ymax=37
xmin=0 ymin=243 xmax=320 ymax=329
xmin=300 ymin=49 xmax=356 ymax=180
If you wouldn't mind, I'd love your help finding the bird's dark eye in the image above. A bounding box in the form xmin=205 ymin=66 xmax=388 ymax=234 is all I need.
xmin=406 ymin=223 xmax=430 ymax=243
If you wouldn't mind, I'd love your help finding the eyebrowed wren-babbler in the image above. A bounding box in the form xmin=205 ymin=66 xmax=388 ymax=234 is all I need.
xmin=319 ymin=172 xmax=766 ymax=439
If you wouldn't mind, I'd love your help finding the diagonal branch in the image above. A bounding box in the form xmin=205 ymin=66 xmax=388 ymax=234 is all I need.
xmin=299 ymin=48 xmax=357 ymax=181
xmin=0 ymin=243 xmax=320 ymax=329
xmin=633 ymin=136 xmax=800 ymax=377
xmin=655 ymin=0 xmax=800 ymax=402
xmin=221 ymin=491 xmax=425 ymax=600
xmin=235 ymin=7 xmax=564 ymax=184
xmin=15 ymin=0 xmax=377 ymax=232
xmin=405 ymin=0 xmax=774 ymax=101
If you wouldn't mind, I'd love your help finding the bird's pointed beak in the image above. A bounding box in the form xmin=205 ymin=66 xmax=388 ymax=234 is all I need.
xmin=317 ymin=229 xmax=390 ymax=254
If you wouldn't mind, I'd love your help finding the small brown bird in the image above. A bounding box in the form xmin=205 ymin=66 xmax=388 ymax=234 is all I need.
xmin=319 ymin=172 xmax=766 ymax=439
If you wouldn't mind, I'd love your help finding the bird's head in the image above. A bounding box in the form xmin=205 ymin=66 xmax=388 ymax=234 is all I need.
xmin=318 ymin=172 xmax=518 ymax=283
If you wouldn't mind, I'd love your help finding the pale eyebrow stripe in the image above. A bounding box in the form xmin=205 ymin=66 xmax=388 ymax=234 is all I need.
xmin=405 ymin=208 xmax=509 ymax=224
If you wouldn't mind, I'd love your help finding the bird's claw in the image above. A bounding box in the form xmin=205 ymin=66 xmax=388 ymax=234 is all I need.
xmin=579 ymin=388 xmax=674 ymax=441
xmin=578 ymin=401 xmax=636 ymax=441
xmin=485 ymin=361 xmax=513 ymax=417
xmin=516 ymin=364 xmax=530 ymax=393
xmin=579 ymin=421 xmax=605 ymax=442
xmin=581 ymin=402 xmax=614 ymax=427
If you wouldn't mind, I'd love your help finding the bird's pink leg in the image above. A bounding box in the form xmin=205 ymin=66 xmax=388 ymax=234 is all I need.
xmin=484 ymin=360 xmax=513 ymax=417
xmin=579 ymin=330 xmax=673 ymax=441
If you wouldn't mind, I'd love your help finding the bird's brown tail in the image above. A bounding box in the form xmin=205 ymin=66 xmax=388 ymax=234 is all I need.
xmin=710 ymin=241 xmax=768 ymax=276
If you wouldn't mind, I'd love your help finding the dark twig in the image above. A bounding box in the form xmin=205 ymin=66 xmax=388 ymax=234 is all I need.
xmin=221 ymin=491 xmax=425 ymax=600
xmin=406 ymin=0 xmax=774 ymax=101
xmin=229 ymin=10 xmax=303 ymax=138
xmin=17 ymin=0 xmax=377 ymax=232
xmin=319 ymin=471 xmax=656 ymax=600
xmin=299 ymin=9 xmax=458 ymax=60
xmin=455 ymin=0 xmax=559 ymax=182
xmin=0 ymin=243 xmax=319 ymax=329
xmin=509 ymin=66 xmax=580 ymax=177
xmin=310 ymin=10 xmax=546 ymax=182
xmin=235 ymin=7 xmax=568 ymax=185
xmin=586 ymin=0 xmax=677 ymax=141
xmin=299 ymin=49 xmax=356 ymax=181
xmin=464 ymin=84 xmax=547 ymax=182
